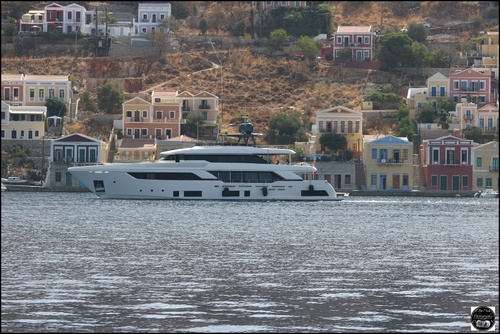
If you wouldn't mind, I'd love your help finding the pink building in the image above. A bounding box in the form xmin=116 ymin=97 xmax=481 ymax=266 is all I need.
xmin=448 ymin=69 xmax=492 ymax=108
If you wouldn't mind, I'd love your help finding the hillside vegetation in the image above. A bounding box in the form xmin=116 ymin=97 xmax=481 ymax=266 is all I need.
xmin=1 ymin=1 xmax=498 ymax=138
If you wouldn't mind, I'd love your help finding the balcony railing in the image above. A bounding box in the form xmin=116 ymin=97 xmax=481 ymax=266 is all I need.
xmin=489 ymin=166 xmax=499 ymax=172
xmin=378 ymin=158 xmax=405 ymax=165
xmin=441 ymin=160 xmax=460 ymax=166
xmin=129 ymin=117 xmax=143 ymax=122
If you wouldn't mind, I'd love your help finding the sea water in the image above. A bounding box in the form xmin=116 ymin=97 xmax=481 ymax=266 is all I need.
xmin=1 ymin=192 xmax=498 ymax=333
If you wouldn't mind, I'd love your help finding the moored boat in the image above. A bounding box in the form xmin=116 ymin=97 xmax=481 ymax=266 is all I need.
xmin=1 ymin=177 xmax=29 ymax=185
xmin=68 ymin=145 xmax=343 ymax=201
xmin=474 ymin=187 xmax=499 ymax=198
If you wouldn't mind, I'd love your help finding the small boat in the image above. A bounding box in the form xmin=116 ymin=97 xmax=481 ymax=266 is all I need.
xmin=1 ymin=177 xmax=29 ymax=185
xmin=474 ymin=187 xmax=499 ymax=198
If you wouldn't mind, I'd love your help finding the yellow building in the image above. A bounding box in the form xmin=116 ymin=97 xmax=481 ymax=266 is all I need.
xmin=23 ymin=74 xmax=72 ymax=108
xmin=1 ymin=101 xmax=46 ymax=140
xmin=472 ymin=141 xmax=499 ymax=192
xmin=364 ymin=135 xmax=414 ymax=190
xmin=314 ymin=105 xmax=363 ymax=160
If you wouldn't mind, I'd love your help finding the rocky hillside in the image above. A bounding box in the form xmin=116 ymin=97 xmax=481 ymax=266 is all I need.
xmin=1 ymin=1 xmax=498 ymax=138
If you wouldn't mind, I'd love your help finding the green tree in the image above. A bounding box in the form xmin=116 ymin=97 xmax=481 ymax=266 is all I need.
xmin=147 ymin=29 xmax=169 ymax=58
xmin=198 ymin=18 xmax=208 ymax=35
xmin=406 ymin=22 xmax=428 ymax=43
xmin=295 ymin=35 xmax=321 ymax=60
xmin=79 ymin=91 xmax=96 ymax=112
xmin=96 ymin=81 xmax=124 ymax=114
xmin=374 ymin=32 xmax=414 ymax=69
xmin=269 ymin=28 xmax=289 ymax=50
xmin=319 ymin=133 xmax=347 ymax=153
xmin=185 ymin=111 xmax=204 ymax=138
xmin=432 ymin=48 xmax=451 ymax=67
xmin=411 ymin=42 xmax=432 ymax=67
xmin=45 ymin=97 xmax=67 ymax=117
xmin=266 ymin=112 xmax=304 ymax=145
xmin=396 ymin=116 xmax=415 ymax=141
xmin=462 ymin=126 xmax=484 ymax=143
xmin=337 ymin=48 xmax=352 ymax=62
xmin=207 ymin=4 xmax=226 ymax=35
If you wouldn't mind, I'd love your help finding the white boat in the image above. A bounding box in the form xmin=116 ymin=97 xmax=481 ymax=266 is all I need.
xmin=68 ymin=145 xmax=343 ymax=201
xmin=1 ymin=177 xmax=28 ymax=185
xmin=474 ymin=187 xmax=499 ymax=198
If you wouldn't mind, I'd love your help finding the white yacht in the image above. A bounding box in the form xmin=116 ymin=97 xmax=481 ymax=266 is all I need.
xmin=68 ymin=145 xmax=343 ymax=201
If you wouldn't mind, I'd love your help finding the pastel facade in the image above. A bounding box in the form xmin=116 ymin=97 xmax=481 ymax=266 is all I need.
xmin=46 ymin=133 xmax=107 ymax=188
xmin=477 ymin=103 xmax=499 ymax=135
xmin=448 ymin=69 xmax=492 ymax=107
xmin=1 ymin=101 xmax=46 ymax=140
xmin=420 ymin=135 xmax=474 ymax=191
xmin=136 ymin=2 xmax=171 ymax=36
xmin=426 ymin=71 xmax=449 ymax=108
xmin=332 ymin=26 xmax=376 ymax=64
xmin=314 ymin=105 xmax=363 ymax=159
xmin=472 ymin=141 xmax=499 ymax=192
xmin=1 ymin=74 xmax=24 ymax=106
xmin=23 ymin=75 xmax=72 ymax=107
xmin=119 ymin=90 xmax=219 ymax=162
xmin=364 ymin=135 xmax=414 ymax=190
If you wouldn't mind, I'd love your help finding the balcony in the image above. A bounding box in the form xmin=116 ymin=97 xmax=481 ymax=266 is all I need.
xmin=378 ymin=158 xmax=404 ymax=165
xmin=199 ymin=104 xmax=211 ymax=109
xmin=441 ymin=160 xmax=460 ymax=166
xmin=489 ymin=166 xmax=499 ymax=172
xmin=129 ymin=117 xmax=143 ymax=122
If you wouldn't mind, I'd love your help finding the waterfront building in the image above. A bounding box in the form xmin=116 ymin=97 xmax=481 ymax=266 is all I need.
xmin=472 ymin=141 xmax=499 ymax=192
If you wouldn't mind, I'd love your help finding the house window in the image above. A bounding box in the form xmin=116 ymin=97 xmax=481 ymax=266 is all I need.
xmin=337 ymin=36 xmax=341 ymax=44
xmin=479 ymin=118 xmax=484 ymax=129
xmin=142 ymin=110 xmax=147 ymax=118
xmin=155 ymin=98 xmax=160 ymax=102
xmin=363 ymin=51 xmax=369 ymax=59
xmin=169 ymin=111 xmax=175 ymax=119
xmin=141 ymin=129 xmax=148 ymax=136
xmin=487 ymin=119 xmax=493 ymax=131
xmin=29 ymin=88 xmax=35 ymax=99
xmin=370 ymin=174 xmax=377 ymax=186
xmin=345 ymin=174 xmax=351 ymax=185
xmin=453 ymin=81 xmax=459 ymax=90
xmin=461 ymin=149 xmax=468 ymax=164
xmin=59 ymin=89 xmax=64 ymax=99
xmin=493 ymin=157 xmax=499 ymax=171
xmin=476 ymin=177 xmax=483 ymax=188
xmin=49 ymin=88 xmax=55 ymax=98
xmin=142 ymin=14 xmax=148 ymax=20
xmin=431 ymin=175 xmax=438 ymax=186
xmin=402 ymin=174 xmax=409 ymax=186
xmin=68 ymin=11 xmax=72 ymax=20
xmin=403 ymin=149 xmax=408 ymax=160
xmin=446 ymin=149 xmax=455 ymax=165
xmin=364 ymin=36 xmax=369 ymax=44
xmin=479 ymin=96 xmax=485 ymax=103
xmin=333 ymin=121 xmax=338 ymax=133
xmin=486 ymin=177 xmax=492 ymax=187
xmin=127 ymin=129 xmax=132 ymax=136
xmin=340 ymin=121 xmax=345 ymax=133
xmin=432 ymin=148 xmax=439 ymax=164
xmin=156 ymin=111 xmax=162 ymax=119
xmin=479 ymin=81 xmax=485 ymax=90
xmin=4 ymin=88 xmax=11 ymax=100
xmin=462 ymin=176 xmax=469 ymax=187
xmin=39 ymin=89 xmax=44 ymax=100
xmin=319 ymin=121 xmax=324 ymax=131
xmin=13 ymin=88 xmax=19 ymax=100
xmin=347 ymin=121 xmax=353 ymax=133
xmin=355 ymin=121 xmax=360 ymax=133
xmin=126 ymin=111 xmax=132 ymax=117
xmin=371 ymin=148 xmax=377 ymax=160
xmin=440 ymin=87 xmax=445 ymax=97
xmin=55 ymin=171 xmax=62 ymax=182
